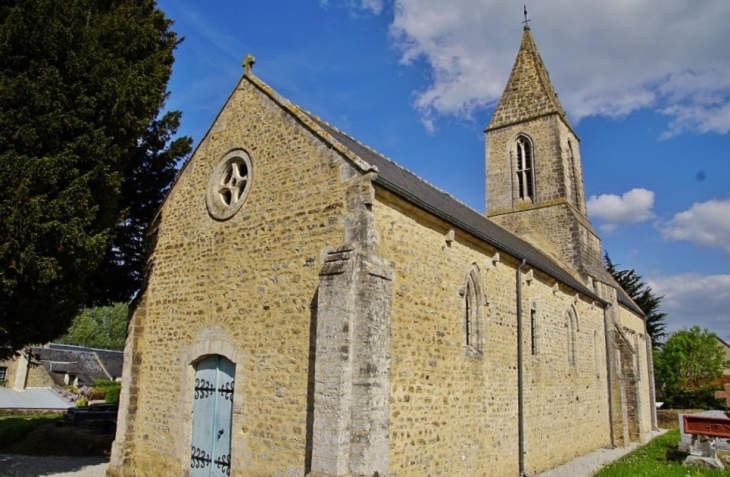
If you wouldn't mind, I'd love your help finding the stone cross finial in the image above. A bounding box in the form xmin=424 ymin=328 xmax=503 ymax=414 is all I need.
xmin=243 ymin=53 xmax=256 ymax=75
xmin=523 ymin=4 xmax=531 ymax=29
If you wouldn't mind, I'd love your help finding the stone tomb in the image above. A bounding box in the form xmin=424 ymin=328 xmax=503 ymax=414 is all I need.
xmin=680 ymin=411 xmax=730 ymax=451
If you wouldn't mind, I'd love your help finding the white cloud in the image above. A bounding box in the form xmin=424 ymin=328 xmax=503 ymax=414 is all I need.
xmin=587 ymin=188 xmax=655 ymax=232
xmin=660 ymin=199 xmax=730 ymax=254
xmin=320 ymin=0 xmax=384 ymax=15
xmin=649 ymin=274 xmax=730 ymax=342
xmin=346 ymin=0 xmax=730 ymax=136
xmin=360 ymin=0 xmax=384 ymax=14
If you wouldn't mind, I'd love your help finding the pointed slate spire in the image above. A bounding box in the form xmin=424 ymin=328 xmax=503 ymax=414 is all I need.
xmin=487 ymin=26 xmax=570 ymax=131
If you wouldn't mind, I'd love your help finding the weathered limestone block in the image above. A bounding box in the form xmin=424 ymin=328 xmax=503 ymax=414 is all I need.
xmin=310 ymin=244 xmax=393 ymax=477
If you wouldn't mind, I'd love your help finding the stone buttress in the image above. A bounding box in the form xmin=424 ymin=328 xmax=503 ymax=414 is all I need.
xmin=309 ymin=173 xmax=394 ymax=477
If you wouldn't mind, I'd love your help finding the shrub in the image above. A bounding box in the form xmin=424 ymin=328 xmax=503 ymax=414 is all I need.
xmin=663 ymin=387 xmax=726 ymax=410
xmin=105 ymin=386 xmax=121 ymax=404
xmin=94 ymin=379 xmax=118 ymax=389
xmin=93 ymin=379 xmax=121 ymax=403
xmin=57 ymin=386 xmax=79 ymax=403
xmin=89 ymin=387 xmax=107 ymax=401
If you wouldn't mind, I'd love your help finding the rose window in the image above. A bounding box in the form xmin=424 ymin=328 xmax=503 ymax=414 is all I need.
xmin=206 ymin=149 xmax=254 ymax=220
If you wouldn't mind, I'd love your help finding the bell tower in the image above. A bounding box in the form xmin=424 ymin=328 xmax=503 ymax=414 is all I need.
xmin=485 ymin=24 xmax=602 ymax=279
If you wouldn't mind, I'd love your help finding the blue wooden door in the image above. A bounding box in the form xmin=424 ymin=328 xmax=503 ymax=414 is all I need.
xmin=191 ymin=355 xmax=235 ymax=476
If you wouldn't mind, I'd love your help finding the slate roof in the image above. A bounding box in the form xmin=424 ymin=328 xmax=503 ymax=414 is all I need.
xmin=32 ymin=344 xmax=123 ymax=387
xmin=488 ymin=26 xmax=571 ymax=132
xmin=305 ymin=113 xmax=607 ymax=304
xmin=232 ymin=69 xmax=644 ymax=316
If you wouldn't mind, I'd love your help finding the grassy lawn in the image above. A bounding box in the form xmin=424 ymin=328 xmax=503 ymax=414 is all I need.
xmin=595 ymin=429 xmax=729 ymax=477
xmin=0 ymin=414 xmax=63 ymax=449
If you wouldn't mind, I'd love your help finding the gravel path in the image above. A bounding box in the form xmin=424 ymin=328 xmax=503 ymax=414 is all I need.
xmin=0 ymin=430 xmax=666 ymax=477
xmin=0 ymin=454 xmax=108 ymax=477
xmin=536 ymin=429 xmax=668 ymax=477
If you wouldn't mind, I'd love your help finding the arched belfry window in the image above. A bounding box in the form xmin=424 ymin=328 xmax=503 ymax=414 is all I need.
xmin=566 ymin=306 xmax=579 ymax=370
xmin=463 ymin=265 xmax=484 ymax=355
xmin=515 ymin=135 xmax=534 ymax=202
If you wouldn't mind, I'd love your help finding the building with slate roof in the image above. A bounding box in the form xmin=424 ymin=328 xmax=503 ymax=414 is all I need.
xmin=0 ymin=343 xmax=123 ymax=392
xmin=108 ymin=26 xmax=655 ymax=477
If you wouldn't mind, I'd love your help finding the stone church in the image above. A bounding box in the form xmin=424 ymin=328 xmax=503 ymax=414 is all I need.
xmin=108 ymin=24 xmax=656 ymax=477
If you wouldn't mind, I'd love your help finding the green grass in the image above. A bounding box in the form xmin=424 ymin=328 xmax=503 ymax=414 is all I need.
xmin=0 ymin=414 xmax=62 ymax=448
xmin=595 ymin=429 xmax=728 ymax=477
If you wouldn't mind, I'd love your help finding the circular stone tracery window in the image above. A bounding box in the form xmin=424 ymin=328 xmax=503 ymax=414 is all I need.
xmin=206 ymin=149 xmax=254 ymax=220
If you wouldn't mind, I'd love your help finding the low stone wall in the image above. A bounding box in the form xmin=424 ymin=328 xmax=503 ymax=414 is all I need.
xmin=656 ymin=409 xmax=704 ymax=429
xmin=0 ymin=409 xmax=63 ymax=418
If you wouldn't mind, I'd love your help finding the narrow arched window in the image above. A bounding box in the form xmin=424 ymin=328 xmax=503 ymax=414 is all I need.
xmin=593 ymin=330 xmax=600 ymax=377
xmin=463 ymin=265 xmax=484 ymax=355
xmin=567 ymin=306 xmax=579 ymax=370
xmin=530 ymin=302 xmax=539 ymax=356
xmin=515 ymin=136 xmax=534 ymax=202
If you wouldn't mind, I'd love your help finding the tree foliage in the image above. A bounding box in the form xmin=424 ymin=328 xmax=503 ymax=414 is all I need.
xmin=604 ymin=253 xmax=666 ymax=347
xmin=0 ymin=0 xmax=191 ymax=358
xmin=56 ymin=303 xmax=129 ymax=351
xmin=87 ymin=111 xmax=190 ymax=304
xmin=654 ymin=326 xmax=729 ymax=409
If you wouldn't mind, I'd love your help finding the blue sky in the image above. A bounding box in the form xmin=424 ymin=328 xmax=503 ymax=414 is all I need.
xmin=156 ymin=0 xmax=730 ymax=342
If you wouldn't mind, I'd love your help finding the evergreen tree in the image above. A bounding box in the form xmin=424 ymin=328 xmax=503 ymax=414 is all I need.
xmin=604 ymin=253 xmax=667 ymax=347
xmin=0 ymin=0 xmax=191 ymax=358
xmin=87 ymin=111 xmax=191 ymax=304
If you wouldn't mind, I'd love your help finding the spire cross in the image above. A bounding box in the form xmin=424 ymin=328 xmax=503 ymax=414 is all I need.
xmin=522 ymin=4 xmax=531 ymax=28
xmin=242 ymin=53 xmax=256 ymax=75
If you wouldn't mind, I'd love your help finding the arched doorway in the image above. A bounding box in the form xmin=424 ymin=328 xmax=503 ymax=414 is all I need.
xmin=190 ymin=354 xmax=235 ymax=476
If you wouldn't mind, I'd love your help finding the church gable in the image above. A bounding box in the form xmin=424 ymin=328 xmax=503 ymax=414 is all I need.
xmin=109 ymin=43 xmax=654 ymax=476
xmin=111 ymin=72 xmax=381 ymax=475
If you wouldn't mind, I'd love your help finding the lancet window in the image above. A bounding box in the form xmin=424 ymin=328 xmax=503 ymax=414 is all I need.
xmin=567 ymin=306 xmax=579 ymax=370
xmin=464 ymin=265 xmax=484 ymax=355
xmin=515 ymin=135 xmax=534 ymax=202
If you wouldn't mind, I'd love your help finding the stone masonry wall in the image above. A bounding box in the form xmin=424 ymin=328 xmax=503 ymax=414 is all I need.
xmin=373 ymin=189 xmax=611 ymax=476
xmin=0 ymin=356 xmax=54 ymax=389
xmin=617 ymin=305 xmax=654 ymax=441
xmin=107 ymin=76 xmax=358 ymax=476
xmin=486 ymin=115 xmax=575 ymax=216
xmin=0 ymin=359 xmax=16 ymax=387
xmin=104 ymin=72 xmax=649 ymax=477
xmin=24 ymin=362 xmax=55 ymax=388
xmin=486 ymin=117 xmax=601 ymax=280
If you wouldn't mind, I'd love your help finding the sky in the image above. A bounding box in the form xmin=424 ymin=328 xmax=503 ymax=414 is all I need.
xmin=155 ymin=0 xmax=730 ymax=343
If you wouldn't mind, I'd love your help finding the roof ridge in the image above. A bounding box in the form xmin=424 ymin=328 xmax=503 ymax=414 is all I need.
xmin=304 ymin=111 xmax=484 ymax=217
xmin=235 ymin=66 xmax=611 ymax=309
xmin=243 ymin=73 xmax=379 ymax=176
xmin=525 ymin=29 xmax=565 ymax=117
xmin=92 ymin=351 xmax=113 ymax=380
xmin=47 ymin=343 xmax=123 ymax=354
